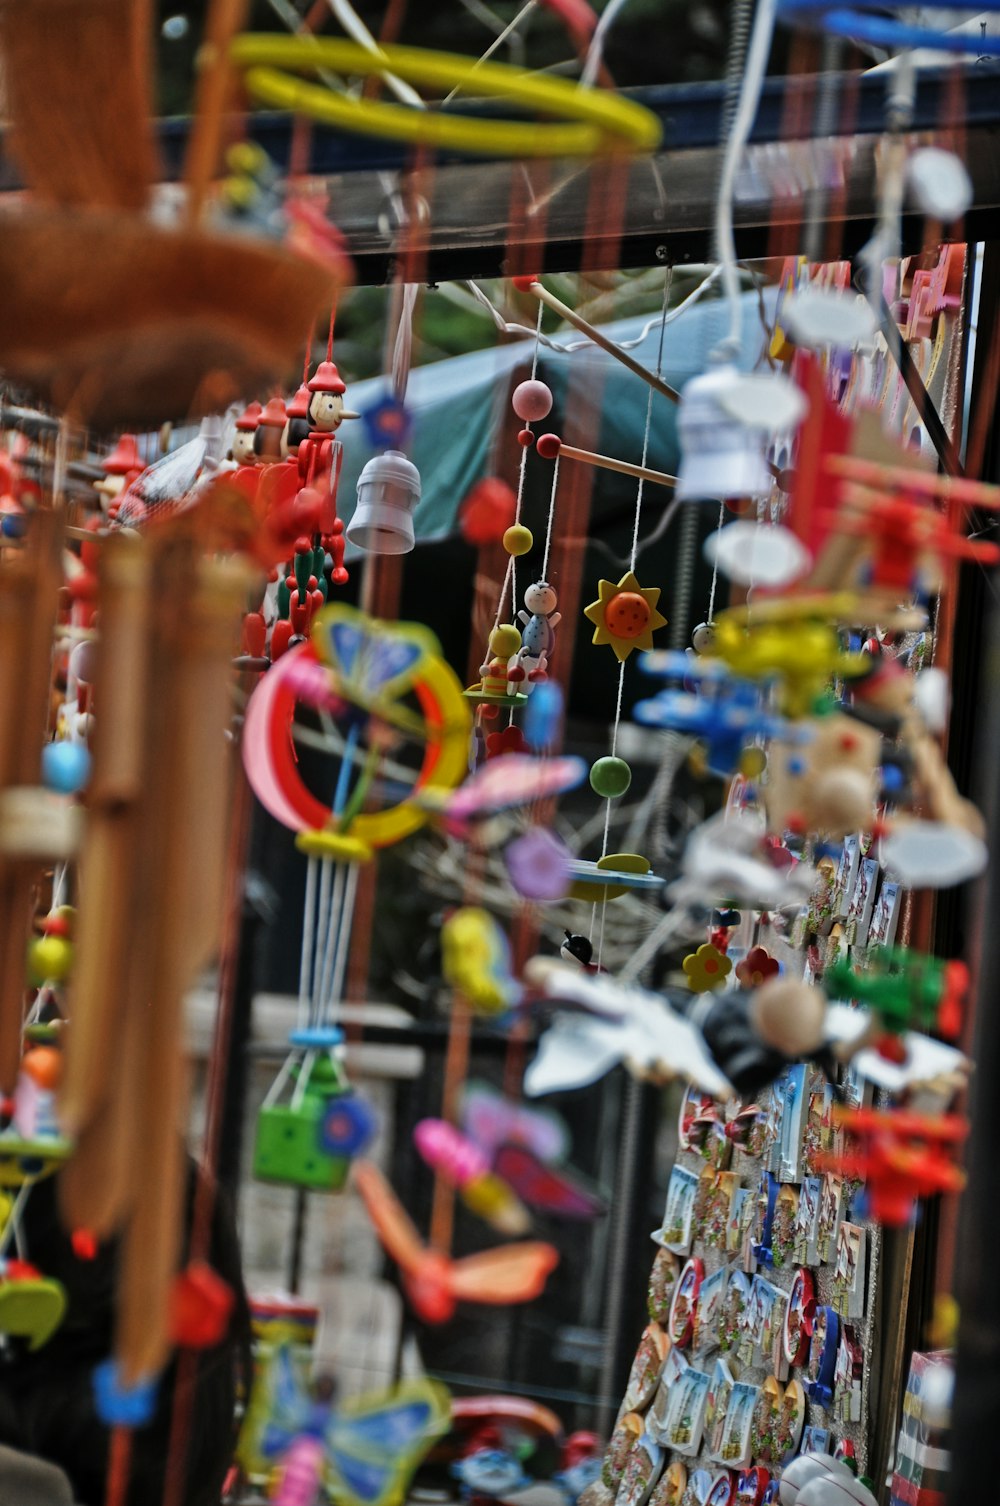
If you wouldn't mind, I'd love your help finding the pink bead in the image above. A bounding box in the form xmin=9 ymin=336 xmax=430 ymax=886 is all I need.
xmin=512 ymin=380 xmax=553 ymax=423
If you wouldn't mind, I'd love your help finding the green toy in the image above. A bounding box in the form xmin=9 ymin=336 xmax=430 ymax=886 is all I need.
xmin=825 ymin=945 xmax=968 ymax=1046
xmin=253 ymin=1028 xmax=353 ymax=1191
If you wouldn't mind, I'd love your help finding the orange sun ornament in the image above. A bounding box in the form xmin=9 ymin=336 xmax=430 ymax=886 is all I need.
xmin=583 ymin=572 xmax=667 ymax=661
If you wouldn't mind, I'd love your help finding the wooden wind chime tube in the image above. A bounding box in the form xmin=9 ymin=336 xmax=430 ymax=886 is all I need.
xmin=60 ymin=522 xmax=250 ymax=1381
xmin=0 ymin=508 xmax=65 ymax=1093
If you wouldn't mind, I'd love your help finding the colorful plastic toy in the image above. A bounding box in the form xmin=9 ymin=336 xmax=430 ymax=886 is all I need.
xmin=353 ymin=1161 xmax=558 ymax=1325
xmin=413 ymin=1119 xmax=530 ymax=1236
xmin=440 ymin=909 xmax=522 ymax=1016
xmin=824 ymin=945 xmax=969 ymax=1054
xmin=816 ymin=1107 xmax=968 ymax=1226
xmin=584 ymin=571 xmax=667 ymax=662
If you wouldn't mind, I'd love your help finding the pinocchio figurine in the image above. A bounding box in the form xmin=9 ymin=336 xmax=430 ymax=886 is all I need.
xmin=297 ymin=361 xmax=359 ymax=587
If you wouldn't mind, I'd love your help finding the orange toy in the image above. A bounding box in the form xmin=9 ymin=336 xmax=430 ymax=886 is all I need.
xmin=353 ymin=1161 xmax=558 ymax=1325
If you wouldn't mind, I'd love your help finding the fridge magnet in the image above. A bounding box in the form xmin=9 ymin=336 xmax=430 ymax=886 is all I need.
xmin=705 ymin=1473 xmax=737 ymax=1506
xmin=834 ymin=1324 xmax=864 ymax=1424
xmin=706 ymin=1360 xmax=736 ymax=1460
xmin=648 ymin=1248 xmax=681 ymax=1325
xmin=701 ymin=1117 xmax=734 ymax=1172
xmin=799 ymin=1425 xmax=832 ymax=1456
xmin=746 ymin=1091 xmax=774 ymax=1161
xmin=655 ymin=1166 xmax=700 ymax=1255
xmin=750 ymin=1376 xmax=782 ymax=1463
xmin=622 ymin=1324 xmax=670 ymax=1412
xmin=751 ymin=1172 xmax=780 ymax=1268
xmin=736 ymin=1467 xmax=771 ymax=1506
xmin=648 ymin=1351 xmax=689 ymax=1446
xmin=806 ymin=1305 xmax=840 ymax=1407
xmin=669 ymin=1259 xmax=705 ymax=1349
xmin=603 ymin=1414 xmax=645 ymax=1490
xmin=649 ymin=1461 xmax=688 ymax=1506
xmin=739 ymin=1277 xmax=777 ymax=1369
xmin=694 ymin=1266 xmax=727 ymax=1355
xmin=694 ymin=1166 xmax=719 ymax=1240
xmin=793 ymin=1177 xmax=822 ymax=1265
xmin=727 ymin=1105 xmax=764 ymax=1153
xmin=782 ymin=1268 xmax=816 ymax=1367
xmin=771 ymin=1186 xmax=799 ymax=1270
xmin=665 ymin=1367 xmax=712 ymax=1457
xmin=718 ymin=1382 xmax=760 ymax=1469
xmin=727 ymin=1187 xmax=749 ymax=1255
xmin=832 ymin=1223 xmax=866 ymax=1320
xmin=719 ymin=1271 xmax=751 ymax=1356
xmin=774 ymin=1378 xmax=805 ymax=1463
xmin=802 ymin=1073 xmax=834 ymax=1176
xmin=768 ymin=1289 xmax=791 ymax=1381
xmin=762 ymin=1087 xmax=785 ymax=1176
xmin=832 ymin=836 xmax=861 ymax=920
xmin=817 ymin=1174 xmax=845 ymax=1263
xmin=663 ymin=1342 xmax=691 ymax=1391
xmin=680 ymin=1470 xmax=713 ymax=1506
xmin=615 ymin=1434 xmax=664 ymax=1506
xmin=867 ymin=878 xmax=901 ymax=950
xmin=740 ymin=1189 xmax=759 ymax=1274
xmin=845 ymin=856 xmax=879 ymax=943
xmin=776 ymin=1064 xmax=808 ymax=1183
xmin=705 ymin=1172 xmax=740 ymax=1251
xmin=680 ymin=1089 xmax=718 ymax=1151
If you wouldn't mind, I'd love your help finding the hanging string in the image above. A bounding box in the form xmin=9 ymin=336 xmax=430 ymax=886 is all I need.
xmin=297 ymin=855 xmax=318 ymax=1032
xmin=706 ymin=498 xmax=727 ymax=624
xmin=593 ymin=266 xmax=672 ymax=964
xmin=302 ymin=317 xmax=317 ymax=385
xmin=539 ymin=455 xmax=560 ymax=581
xmin=326 ymin=297 xmax=338 ymax=362
xmin=495 ymin=300 xmax=545 ymax=637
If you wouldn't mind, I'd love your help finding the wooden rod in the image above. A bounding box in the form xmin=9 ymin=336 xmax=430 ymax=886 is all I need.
xmin=540 ymin=436 xmax=677 ymax=489
xmin=183 ymin=0 xmax=252 ymax=226
xmin=826 ymin=455 xmax=1000 ymax=509
xmin=527 ymin=282 xmax=680 ymax=404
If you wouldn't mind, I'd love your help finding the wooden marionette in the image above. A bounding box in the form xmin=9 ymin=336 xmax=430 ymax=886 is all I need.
xmin=231 ymin=400 xmax=262 ymax=469
xmin=298 ymin=361 xmax=360 ymax=586
xmin=282 ymin=384 xmax=313 ymax=459
xmin=92 ymin=434 xmax=142 ymax=517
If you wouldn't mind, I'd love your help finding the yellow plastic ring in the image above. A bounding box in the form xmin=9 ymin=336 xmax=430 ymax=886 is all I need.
xmin=229 ymin=35 xmax=663 ymax=157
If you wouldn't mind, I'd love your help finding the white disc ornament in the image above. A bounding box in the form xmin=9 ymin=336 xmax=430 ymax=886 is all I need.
xmin=778 ymin=1456 xmax=857 ymax=1506
xmin=782 ymin=290 xmax=877 ymax=352
xmin=704 ymin=521 xmax=811 ymax=588
xmin=715 ymin=372 xmax=809 ymax=434
xmin=882 ymin=821 xmax=988 ymax=888
xmin=907 ymin=147 xmax=973 ymax=223
xmin=796 ymin=1476 xmax=877 ymax=1506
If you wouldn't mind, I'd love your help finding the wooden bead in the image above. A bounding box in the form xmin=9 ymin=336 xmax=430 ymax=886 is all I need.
xmin=503 ymin=524 xmax=533 ymax=557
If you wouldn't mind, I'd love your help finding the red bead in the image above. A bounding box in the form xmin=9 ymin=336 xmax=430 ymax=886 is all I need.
xmin=511 ymin=274 xmax=539 ymax=291
xmin=170 ymin=1260 xmax=235 ymax=1350
xmin=293 ymin=535 xmax=313 ymax=557
xmin=517 ymin=429 xmax=535 ymax=448
xmin=72 ymin=1229 xmax=98 ymax=1261
xmin=331 ymin=567 xmax=349 ymax=586
xmin=242 ymin=612 xmax=267 ymax=659
xmin=41 ymin=913 xmax=71 ymax=939
xmin=535 ymin=433 xmax=562 ymax=461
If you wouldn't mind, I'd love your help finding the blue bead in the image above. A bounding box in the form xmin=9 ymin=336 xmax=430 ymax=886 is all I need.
xmin=93 ymin=1361 xmax=159 ymax=1427
xmin=0 ymin=514 xmax=26 ymax=539
xmin=41 ymin=742 xmax=91 ymax=795
xmin=318 ymin=1094 xmax=377 ymax=1157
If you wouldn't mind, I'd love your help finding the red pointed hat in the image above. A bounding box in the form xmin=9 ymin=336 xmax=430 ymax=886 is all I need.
xmin=307 ymin=360 xmax=346 ymax=396
xmin=286 ymin=385 xmax=312 ymax=420
xmin=258 ymin=396 xmax=288 ymax=428
xmin=235 ymin=400 xmax=263 ymax=433
xmin=102 ymin=435 xmax=143 ymax=475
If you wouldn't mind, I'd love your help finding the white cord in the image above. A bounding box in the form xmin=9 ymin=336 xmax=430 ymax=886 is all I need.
xmin=325 ymin=0 xmax=425 ymax=107
xmin=580 ymin=0 xmax=631 ymax=86
xmin=392 ymin=283 xmax=419 ymax=404
xmin=298 ymin=855 xmax=318 ymax=1032
xmin=706 ymin=498 xmax=727 ymax=623
xmin=463 ymin=266 xmax=724 ymax=355
xmin=713 ymin=0 xmax=778 ymax=360
xmin=540 ymin=456 xmax=560 ymax=580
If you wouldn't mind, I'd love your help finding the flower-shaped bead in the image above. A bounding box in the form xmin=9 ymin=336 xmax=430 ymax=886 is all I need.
xmin=735 ymin=946 xmax=780 ymax=989
xmin=682 ymin=942 xmax=733 ymax=993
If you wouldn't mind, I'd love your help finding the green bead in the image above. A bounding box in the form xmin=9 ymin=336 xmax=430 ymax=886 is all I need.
xmin=590 ymin=756 xmax=632 ymax=798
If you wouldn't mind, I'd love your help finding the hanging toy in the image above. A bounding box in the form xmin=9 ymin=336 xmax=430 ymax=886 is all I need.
xmin=413 ymin=1119 xmax=530 ymax=1235
xmin=253 ymin=1027 xmax=372 ymax=1192
xmin=508 ymin=581 xmax=561 ymax=689
xmin=465 ymin=624 xmax=528 ymax=712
